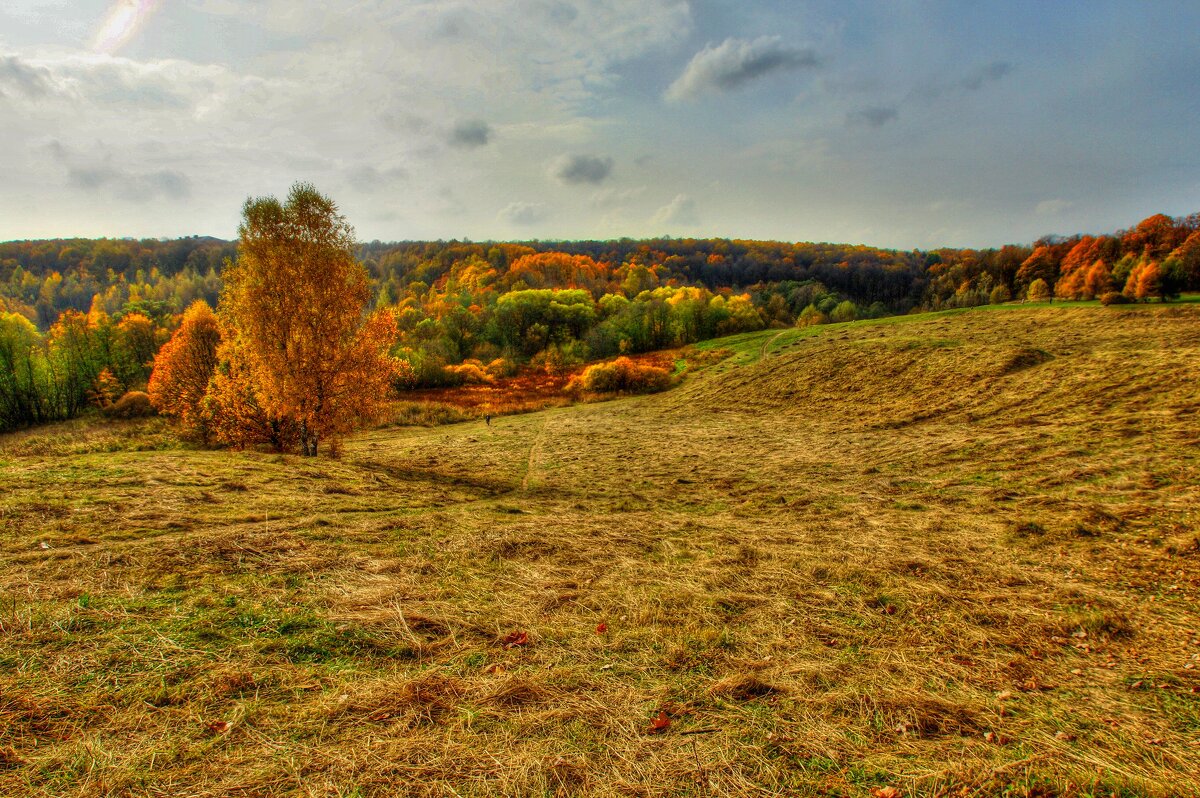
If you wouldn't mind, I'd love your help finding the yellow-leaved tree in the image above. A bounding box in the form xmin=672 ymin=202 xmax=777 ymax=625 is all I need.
xmin=221 ymin=183 xmax=397 ymax=457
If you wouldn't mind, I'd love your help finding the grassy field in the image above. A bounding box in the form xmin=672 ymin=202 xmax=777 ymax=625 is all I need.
xmin=1 ymin=304 xmax=1198 ymax=797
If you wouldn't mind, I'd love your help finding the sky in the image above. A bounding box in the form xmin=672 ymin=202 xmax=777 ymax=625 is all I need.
xmin=1 ymin=1 xmax=1198 ymax=249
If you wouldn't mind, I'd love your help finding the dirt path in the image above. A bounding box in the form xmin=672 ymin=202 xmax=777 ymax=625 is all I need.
xmin=520 ymin=418 xmax=549 ymax=491
xmin=759 ymin=329 xmax=789 ymax=360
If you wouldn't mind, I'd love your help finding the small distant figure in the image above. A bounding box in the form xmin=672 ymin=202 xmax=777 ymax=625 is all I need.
xmin=485 ymin=413 xmax=492 ymax=427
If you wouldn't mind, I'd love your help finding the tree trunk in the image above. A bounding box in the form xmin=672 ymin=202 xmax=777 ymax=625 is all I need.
xmin=300 ymin=421 xmax=318 ymax=457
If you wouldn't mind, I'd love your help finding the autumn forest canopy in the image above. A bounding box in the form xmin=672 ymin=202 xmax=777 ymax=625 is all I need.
xmin=2 ymin=203 xmax=1199 ymax=437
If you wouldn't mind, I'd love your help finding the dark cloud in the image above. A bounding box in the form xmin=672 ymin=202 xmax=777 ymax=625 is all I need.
xmin=960 ymin=61 xmax=1013 ymax=91
xmin=666 ymin=36 xmax=820 ymax=102
xmin=67 ymin=166 xmax=117 ymax=190
xmin=347 ymin=164 xmax=408 ymax=192
xmin=543 ymin=1 xmax=579 ymax=26
xmin=550 ymin=153 xmax=613 ymax=185
xmin=45 ymin=140 xmax=70 ymax=163
xmin=914 ymin=61 xmax=1015 ymax=100
xmin=449 ymin=119 xmax=491 ymax=149
xmin=0 ymin=54 xmax=53 ymax=99
xmin=498 ymin=201 xmax=548 ymax=225
xmin=846 ymin=106 xmax=898 ymax=128
xmin=67 ymin=164 xmax=191 ymax=202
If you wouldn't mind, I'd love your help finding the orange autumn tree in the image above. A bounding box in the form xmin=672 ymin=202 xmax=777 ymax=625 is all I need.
xmin=147 ymin=300 xmax=221 ymax=439
xmin=221 ymin=183 xmax=398 ymax=457
xmin=204 ymin=332 xmax=300 ymax=452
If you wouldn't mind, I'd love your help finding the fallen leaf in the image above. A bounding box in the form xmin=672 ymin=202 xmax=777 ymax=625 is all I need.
xmin=871 ymin=788 xmax=902 ymax=798
xmin=502 ymin=631 xmax=529 ymax=648
xmin=205 ymin=720 xmax=229 ymax=735
xmin=647 ymin=711 xmax=671 ymax=734
xmin=38 ymin=542 xmax=50 ymax=550
xmin=996 ymin=690 xmax=1014 ymax=702
xmin=596 ymin=622 xmax=608 ymax=634
xmin=485 ymin=663 xmax=506 ymax=676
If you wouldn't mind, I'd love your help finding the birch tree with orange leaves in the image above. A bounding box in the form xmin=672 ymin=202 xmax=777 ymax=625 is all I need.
xmin=221 ymin=183 xmax=397 ymax=457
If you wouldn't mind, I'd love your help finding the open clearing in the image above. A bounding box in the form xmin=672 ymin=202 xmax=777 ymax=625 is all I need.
xmin=1 ymin=305 xmax=1198 ymax=797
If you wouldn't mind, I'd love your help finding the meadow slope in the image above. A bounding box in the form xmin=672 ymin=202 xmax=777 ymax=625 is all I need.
xmin=1 ymin=305 xmax=1198 ymax=797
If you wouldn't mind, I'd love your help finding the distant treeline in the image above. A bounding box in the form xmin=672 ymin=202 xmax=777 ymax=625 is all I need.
xmin=1 ymin=212 xmax=1198 ymax=431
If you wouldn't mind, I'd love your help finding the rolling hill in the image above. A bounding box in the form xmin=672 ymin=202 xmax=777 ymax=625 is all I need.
xmin=1 ymin=303 xmax=1197 ymax=797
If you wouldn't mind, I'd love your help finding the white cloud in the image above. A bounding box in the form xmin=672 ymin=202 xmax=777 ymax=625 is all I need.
xmin=498 ymin=201 xmax=548 ymax=226
xmin=666 ymin=36 xmax=819 ymax=102
xmin=650 ymin=194 xmax=698 ymax=228
xmin=0 ymin=54 xmax=53 ymax=98
xmin=591 ymin=185 xmax=646 ymax=209
xmin=1036 ymin=198 xmax=1073 ymax=216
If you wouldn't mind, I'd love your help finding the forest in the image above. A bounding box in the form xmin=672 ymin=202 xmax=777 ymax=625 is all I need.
xmin=2 ymin=210 xmax=1199 ymax=434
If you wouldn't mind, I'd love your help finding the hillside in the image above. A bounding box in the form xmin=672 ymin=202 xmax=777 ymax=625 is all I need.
xmin=1 ymin=304 xmax=1198 ymax=796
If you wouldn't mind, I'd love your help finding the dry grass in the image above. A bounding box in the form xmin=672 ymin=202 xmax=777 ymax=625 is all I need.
xmin=1 ymin=305 xmax=1198 ymax=796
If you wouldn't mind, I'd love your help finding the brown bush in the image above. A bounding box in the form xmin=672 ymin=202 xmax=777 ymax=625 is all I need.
xmin=1100 ymin=291 xmax=1130 ymax=306
xmin=105 ymin=391 xmax=156 ymax=419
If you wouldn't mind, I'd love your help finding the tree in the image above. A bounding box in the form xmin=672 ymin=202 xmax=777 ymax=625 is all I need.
xmin=147 ymin=300 xmax=221 ymax=439
xmin=113 ymin=312 xmax=160 ymax=388
xmin=222 ymin=183 xmax=398 ymax=457
xmin=1083 ymin=259 xmax=1112 ymax=299
xmin=1130 ymin=260 xmax=1164 ymax=301
xmin=830 ymin=300 xmax=859 ymax=323
xmin=205 ymin=335 xmax=300 ymax=451
xmin=0 ymin=312 xmax=52 ymax=430
xmin=1026 ymin=278 xmax=1051 ymax=302
xmin=1016 ymin=246 xmax=1059 ymax=289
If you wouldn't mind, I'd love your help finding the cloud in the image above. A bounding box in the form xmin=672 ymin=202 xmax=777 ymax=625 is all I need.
xmin=0 ymin=52 xmax=273 ymax=112
xmin=665 ymin=36 xmax=819 ymax=102
xmin=650 ymin=194 xmax=698 ymax=228
xmin=542 ymin=2 xmax=579 ymax=26
xmin=498 ymin=201 xmax=548 ymax=226
xmin=346 ymin=164 xmax=408 ymax=192
xmin=67 ymin=164 xmax=191 ymax=202
xmin=0 ymin=54 xmax=54 ymax=99
xmin=550 ymin=153 xmax=613 ymax=185
xmin=591 ymin=186 xmax=646 ymax=209
xmin=915 ymin=60 xmax=1014 ymax=100
xmin=960 ymin=61 xmax=1013 ymax=91
xmin=846 ymin=106 xmax=898 ymax=128
xmin=449 ymin=119 xmax=491 ymax=149
xmin=1036 ymin=198 xmax=1072 ymax=216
